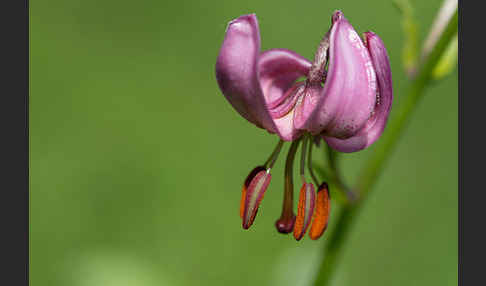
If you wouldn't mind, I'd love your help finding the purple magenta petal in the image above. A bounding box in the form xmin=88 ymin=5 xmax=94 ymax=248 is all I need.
xmin=325 ymin=31 xmax=393 ymax=152
xmin=296 ymin=11 xmax=377 ymax=139
xmin=268 ymin=83 xmax=303 ymax=119
xmin=258 ymin=48 xmax=312 ymax=107
xmin=215 ymin=14 xmax=277 ymax=133
xmin=216 ymin=16 xmax=312 ymax=141
xmin=258 ymin=49 xmax=311 ymax=141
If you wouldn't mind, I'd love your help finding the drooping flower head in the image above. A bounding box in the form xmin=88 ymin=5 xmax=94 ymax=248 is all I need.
xmin=216 ymin=11 xmax=392 ymax=240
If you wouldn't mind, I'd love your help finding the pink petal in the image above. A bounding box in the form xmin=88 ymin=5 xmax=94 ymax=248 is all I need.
xmin=215 ymin=14 xmax=277 ymax=133
xmin=216 ymin=16 xmax=312 ymax=141
xmin=259 ymin=49 xmax=311 ymax=108
xmin=296 ymin=11 xmax=377 ymax=139
xmin=258 ymin=49 xmax=312 ymax=141
xmin=325 ymin=31 xmax=393 ymax=152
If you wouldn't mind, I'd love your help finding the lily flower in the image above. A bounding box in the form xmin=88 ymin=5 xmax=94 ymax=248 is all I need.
xmin=216 ymin=11 xmax=392 ymax=240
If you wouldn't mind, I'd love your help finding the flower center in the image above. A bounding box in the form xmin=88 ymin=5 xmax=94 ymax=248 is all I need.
xmin=268 ymin=82 xmax=305 ymax=119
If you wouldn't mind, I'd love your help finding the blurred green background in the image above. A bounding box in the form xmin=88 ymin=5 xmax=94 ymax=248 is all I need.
xmin=30 ymin=0 xmax=457 ymax=285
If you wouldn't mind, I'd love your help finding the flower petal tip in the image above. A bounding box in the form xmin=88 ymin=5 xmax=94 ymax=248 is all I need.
xmin=332 ymin=10 xmax=344 ymax=23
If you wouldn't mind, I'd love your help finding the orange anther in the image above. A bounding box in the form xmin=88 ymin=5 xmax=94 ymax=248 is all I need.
xmin=293 ymin=183 xmax=315 ymax=241
xmin=309 ymin=183 xmax=331 ymax=240
xmin=240 ymin=184 xmax=246 ymax=219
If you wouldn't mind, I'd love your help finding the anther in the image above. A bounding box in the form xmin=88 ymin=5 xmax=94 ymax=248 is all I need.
xmin=242 ymin=169 xmax=272 ymax=229
xmin=293 ymin=182 xmax=316 ymax=241
xmin=309 ymin=182 xmax=331 ymax=240
xmin=293 ymin=134 xmax=316 ymax=241
xmin=240 ymin=166 xmax=266 ymax=219
xmin=240 ymin=140 xmax=284 ymax=229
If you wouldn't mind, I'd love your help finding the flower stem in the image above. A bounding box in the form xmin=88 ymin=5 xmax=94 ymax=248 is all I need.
xmin=312 ymin=10 xmax=457 ymax=286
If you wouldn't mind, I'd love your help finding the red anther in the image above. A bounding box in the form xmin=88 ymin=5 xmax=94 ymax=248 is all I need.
xmin=242 ymin=169 xmax=272 ymax=229
xmin=240 ymin=166 xmax=266 ymax=218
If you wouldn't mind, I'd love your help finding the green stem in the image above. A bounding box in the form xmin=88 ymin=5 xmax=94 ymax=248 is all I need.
xmin=313 ymin=205 xmax=357 ymax=286
xmin=357 ymin=11 xmax=457 ymax=197
xmin=312 ymin=10 xmax=457 ymax=286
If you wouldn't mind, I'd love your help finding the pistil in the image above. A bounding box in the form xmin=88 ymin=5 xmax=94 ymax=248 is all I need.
xmin=275 ymin=139 xmax=301 ymax=233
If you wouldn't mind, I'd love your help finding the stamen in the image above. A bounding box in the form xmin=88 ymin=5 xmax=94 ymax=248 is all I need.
xmin=275 ymin=139 xmax=300 ymax=234
xmin=309 ymin=183 xmax=331 ymax=240
xmin=300 ymin=134 xmax=309 ymax=183
xmin=307 ymin=137 xmax=320 ymax=186
xmin=240 ymin=166 xmax=266 ymax=218
xmin=240 ymin=140 xmax=285 ymax=229
xmin=242 ymin=169 xmax=272 ymax=229
xmin=264 ymin=139 xmax=285 ymax=169
xmin=293 ymin=182 xmax=316 ymax=241
xmin=268 ymin=83 xmax=305 ymax=119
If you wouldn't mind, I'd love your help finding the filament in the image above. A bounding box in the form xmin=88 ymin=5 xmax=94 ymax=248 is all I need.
xmin=264 ymin=139 xmax=285 ymax=169
xmin=307 ymin=137 xmax=320 ymax=186
xmin=300 ymin=134 xmax=309 ymax=182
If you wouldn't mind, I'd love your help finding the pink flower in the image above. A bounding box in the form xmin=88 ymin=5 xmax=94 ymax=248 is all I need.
xmin=216 ymin=11 xmax=392 ymax=239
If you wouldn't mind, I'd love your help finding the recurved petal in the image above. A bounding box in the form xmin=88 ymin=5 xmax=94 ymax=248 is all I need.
xmin=324 ymin=31 xmax=393 ymax=153
xmin=215 ymin=14 xmax=277 ymax=133
xmin=258 ymin=49 xmax=312 ymax=141
xmin=259 ymin=49 xmax=312 ymax=108
xmin=297 ymin=11 xmax=377 ymax=139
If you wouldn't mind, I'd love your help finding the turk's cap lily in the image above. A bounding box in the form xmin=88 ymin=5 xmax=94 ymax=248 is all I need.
xmin=215 ymin=11 xmax=393 ymax=152
xmin=218 ymin=11 xmax=392 ymax=241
